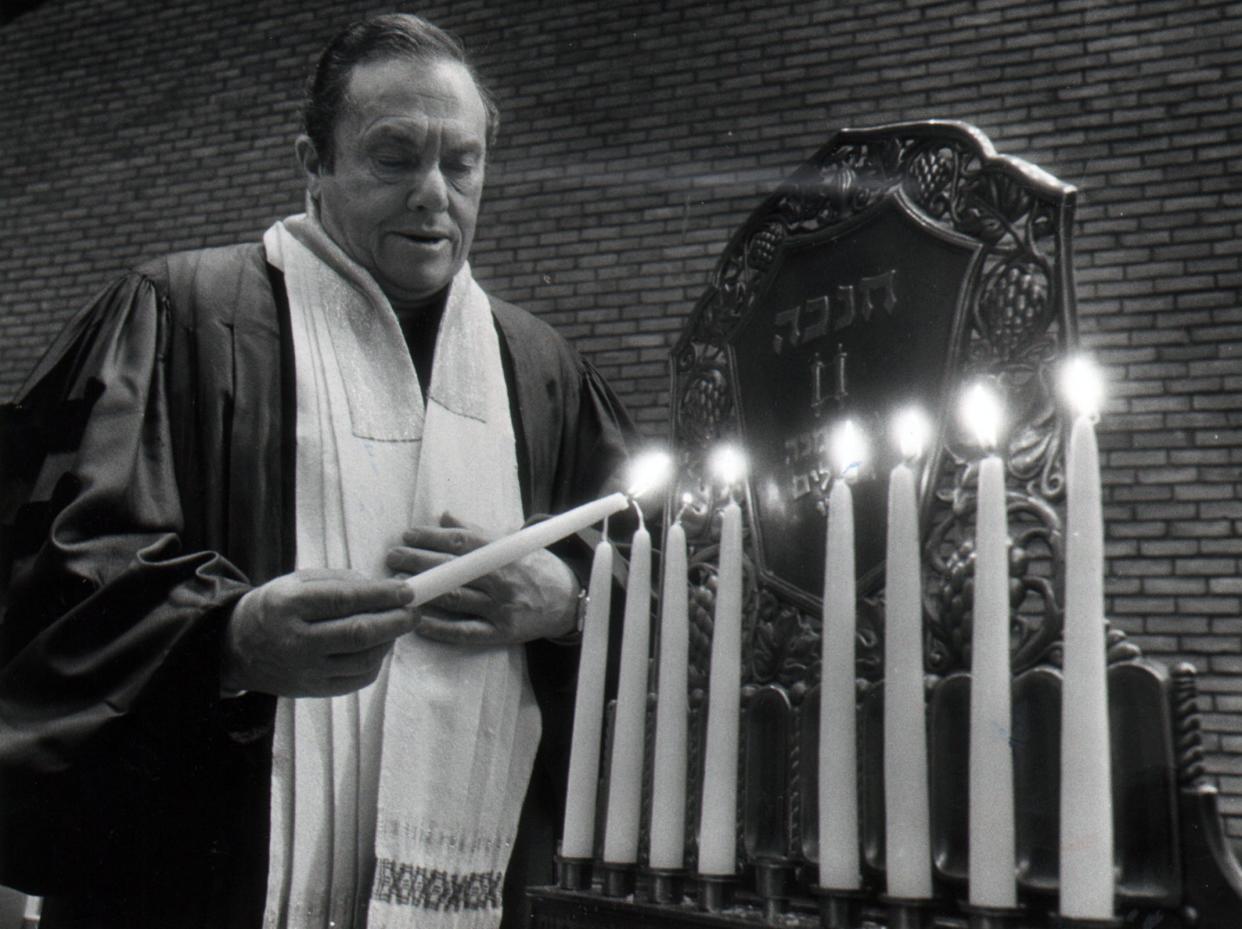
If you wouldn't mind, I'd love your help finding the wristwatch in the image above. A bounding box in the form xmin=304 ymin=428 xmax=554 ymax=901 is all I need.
xmin=548 ymin=586 xmax=588 ymax=646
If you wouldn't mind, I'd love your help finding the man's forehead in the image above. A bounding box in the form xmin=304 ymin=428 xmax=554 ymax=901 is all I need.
xmin=362 ymin=114 xmax=484 ymax=149
xmin=342 ymin=55 xmax=487 ymax=131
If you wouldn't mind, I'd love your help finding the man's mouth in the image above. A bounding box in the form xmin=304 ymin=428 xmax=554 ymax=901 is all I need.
xmin=397 ymin=231 xmax=449 ymax=246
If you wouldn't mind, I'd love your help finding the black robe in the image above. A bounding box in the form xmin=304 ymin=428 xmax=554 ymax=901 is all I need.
xmin=0 ymin=243 xmax=636 ymax=928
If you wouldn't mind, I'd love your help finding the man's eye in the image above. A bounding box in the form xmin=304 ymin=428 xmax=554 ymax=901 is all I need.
xmin=444 ymin=156 xmax=480 ymax=176
xmin=373 ymin=152 xmax=414 ymax=170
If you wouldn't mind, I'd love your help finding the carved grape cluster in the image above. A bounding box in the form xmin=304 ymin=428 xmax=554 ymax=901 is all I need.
xmin=980 ymin=261 xmax=1048 ymax=360
xmin=909 ymin=149 xmax=953 ymax=216
xmin=746 ymin=223 xmax=784 ymax=271
xmin=678 ymin=367 xmax=730 ymax=448
xmin=936 ymin=536 xmax=1030 ymax=658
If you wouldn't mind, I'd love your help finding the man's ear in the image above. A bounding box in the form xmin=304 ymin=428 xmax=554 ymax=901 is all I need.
xmin=295 ymin=135 xmax=326 ymax=198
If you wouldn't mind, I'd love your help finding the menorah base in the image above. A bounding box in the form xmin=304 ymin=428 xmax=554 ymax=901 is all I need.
xmin=646 ymin=868 xmax=686 ymax=905
xmin=754 ymin=861 xmax=793 ymax=922
xmin=598 ymin=862 xmax=636 ymax=898
xmin=555 ymin=855 xmax=594 ymax=892
xmin=696 ymin=874 xmax=736 ymax=912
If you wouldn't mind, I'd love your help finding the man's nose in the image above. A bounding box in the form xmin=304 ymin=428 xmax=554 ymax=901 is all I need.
xmin=407 ymin=166 xmax=449 ymax=213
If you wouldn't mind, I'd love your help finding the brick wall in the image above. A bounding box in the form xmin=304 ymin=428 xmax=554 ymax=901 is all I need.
xmin=2 ymin=0 xmax=1240 ymax=839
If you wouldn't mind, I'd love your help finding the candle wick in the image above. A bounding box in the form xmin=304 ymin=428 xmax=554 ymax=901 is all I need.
xmin=630 ymin=497 xmax=646 ymax=530
xmin=602 ymin=513 xmax=611 ymax=540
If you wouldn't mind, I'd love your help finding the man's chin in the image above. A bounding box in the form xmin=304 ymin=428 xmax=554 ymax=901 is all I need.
xmin=378 ymin=270 xmax=456 ymax=308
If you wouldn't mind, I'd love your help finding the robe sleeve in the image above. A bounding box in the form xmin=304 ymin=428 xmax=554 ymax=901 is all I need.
xmin=0 ymin=271 xmax=254 ymax=893
xmin=552 ymin=354 xmax=638 ymax=514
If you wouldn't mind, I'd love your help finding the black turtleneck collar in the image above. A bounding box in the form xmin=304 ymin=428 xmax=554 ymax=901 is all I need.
xmin=393 ymin=287 xmax=449 ymax=396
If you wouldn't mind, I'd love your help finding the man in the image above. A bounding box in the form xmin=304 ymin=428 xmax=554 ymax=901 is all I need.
xmin=0 ymin=13 xmax=634 ymax=929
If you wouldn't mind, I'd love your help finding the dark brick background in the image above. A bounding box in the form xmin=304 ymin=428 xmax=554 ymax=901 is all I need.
xmin=2 ymin=0 xmax=1240 ymax=843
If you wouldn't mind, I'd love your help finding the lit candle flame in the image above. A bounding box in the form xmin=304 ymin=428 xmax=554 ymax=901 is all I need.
xmin=626 ymin=450 xmax=674 ymax=498
xmin=961 ymin=383 xmax=1003 ymax=452
xmin=710 ymin=445 xmax=748 ymax=487
xmin=831 ymin=419 xmax=868 ymax=479
xmin=1061 ymin=355 xmax=1105 ymax=420
xmin=893 ymin=407 xmax=931 ymax=461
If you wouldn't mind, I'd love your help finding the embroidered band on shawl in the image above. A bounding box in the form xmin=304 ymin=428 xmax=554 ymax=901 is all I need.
xmin=372 ymin=861 xmax=504 ymax=912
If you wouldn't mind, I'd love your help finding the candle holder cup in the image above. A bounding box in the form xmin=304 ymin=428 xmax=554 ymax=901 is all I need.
xmin=880 ymin=895 xmax=933 ymax=929
xmin=961 ymin=903 xmax=1025 ymax=929
xmin=598 ymin=862 xmax=635 ymax=898
xmin=645 ymin=867 xmax=686 ymax=905
xmin=753 ymin=860 xmax=792 ymax=922
xmin=812 ymin=886 xmax=867 ymax=929
xmin=555 ymin=855 xmax=595 ymax=892
xmin=696 ymin=874 xmax=736 ymax=912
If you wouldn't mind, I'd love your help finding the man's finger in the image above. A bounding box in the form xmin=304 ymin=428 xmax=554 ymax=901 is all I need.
xmin=425 ymin=585 xmax=495 ymax=618
xmin=308 ymin=607 xmax=418 ymax=652
xmin=292 ymin=578 xmax=414 ymax=622
xmin=325 ymin=641 xmax=393 ymax=671
xmin=413 ymin=614 xmax=501 ymax=645
xmin=319 ymin=671 xmax=384 ymax=697
xmin=386 ymin=546 xmax=454 ymax=576
xmin=293 ymin=568 xmax=367 ymax=583
xmin=401 ymin=522 xmax=490 ymax=555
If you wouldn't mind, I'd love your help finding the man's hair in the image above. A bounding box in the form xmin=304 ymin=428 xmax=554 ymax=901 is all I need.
xmin=303 ymin=13 xmax=500 ymax=170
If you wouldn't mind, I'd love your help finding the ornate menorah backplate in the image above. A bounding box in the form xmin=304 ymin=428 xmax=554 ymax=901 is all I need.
xmin=671 ymin=119 xmax=1079 ymax=686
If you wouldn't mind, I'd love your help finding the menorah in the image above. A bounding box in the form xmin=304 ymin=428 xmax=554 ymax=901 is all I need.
xmin=524 ymin=121 xmax=1242 ymax=929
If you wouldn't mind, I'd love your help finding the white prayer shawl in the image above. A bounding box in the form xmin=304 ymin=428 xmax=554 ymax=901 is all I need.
xmin=261 ymin=214 xmax=541 ymax=929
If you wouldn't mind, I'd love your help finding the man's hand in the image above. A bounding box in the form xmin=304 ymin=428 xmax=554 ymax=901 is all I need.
xmin=387 ymin=513 xmax=580 ymax=646
xmin=221 ymin=569 xmax=417 ymax=697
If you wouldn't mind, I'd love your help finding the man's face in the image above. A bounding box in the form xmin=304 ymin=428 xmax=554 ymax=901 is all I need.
xmin=304 ymin=55 xmax=488 ymax=306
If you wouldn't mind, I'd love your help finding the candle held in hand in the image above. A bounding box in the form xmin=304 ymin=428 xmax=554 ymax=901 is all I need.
xmin=404 ymin=493 xmax=629 ymax=605
xmin=404 ymin=449 xmax=671 ymax=605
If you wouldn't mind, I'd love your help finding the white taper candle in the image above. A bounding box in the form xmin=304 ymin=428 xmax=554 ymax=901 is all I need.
xmin=560 ymin=537 xmax=616 ymax=860
xmin=405 ymin=493 xmax=629 ymax=604
xmin=697 ymin=498 xmax=743 ymax=876
xmin=883 ymin=459 xmax=933 ymax=899
xmin=650 ymin=519 xmax=690 ymax=870
xmin=969 ymin=452 xmax=1017 ymax=908
xmin=819 ymin=478 xmax=861 ymax=890
xmin=602 ymin=520 xmax=653 ymax=865
xmin=1060 ymin=401 xmax=1115 ymax=919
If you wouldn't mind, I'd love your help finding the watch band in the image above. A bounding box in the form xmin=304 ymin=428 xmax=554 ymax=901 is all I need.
xmin=548 ymin=585 xmax=588 ymax=646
